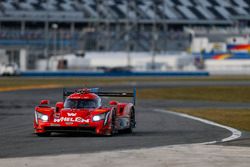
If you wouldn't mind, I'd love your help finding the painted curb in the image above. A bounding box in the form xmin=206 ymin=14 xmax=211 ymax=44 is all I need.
xmin=154 ymin=109 xmax=242 ymax=143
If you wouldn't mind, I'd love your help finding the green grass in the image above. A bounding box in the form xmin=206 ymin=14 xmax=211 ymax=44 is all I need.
xmin=1 ymin=76 xmax=250 ymax=131
xmin=1 ymin=75 xmax=250 ymax=88
xmin=0 ymin=77 xmax=132 ymax=88
xmin=171 ymin=108 xmax=250 ymax=131
xmin=139 ymin=86 xmax=250 ymax=103
xmin=1 ymin=76 xmax=250 ymax=103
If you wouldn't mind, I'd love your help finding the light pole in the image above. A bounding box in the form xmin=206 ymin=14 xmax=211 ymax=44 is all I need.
xmin=52 ymin=23 xmax=58 ymax=56
xmin=125 ymin=34 xmax=131 ymax=67
xmin=152 ymin=33 xmax=158 ymax=70
xmin=151 ymin=1 xmax=158 ymax=70
xmin=45 ymin=0 xmax=49 ymax=70
xmin=126 ymin=0 xmax=131 ymax=68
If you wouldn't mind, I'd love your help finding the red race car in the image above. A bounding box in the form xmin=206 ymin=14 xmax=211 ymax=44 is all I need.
xmin=34 ymin=88 xmax=136 ymax=136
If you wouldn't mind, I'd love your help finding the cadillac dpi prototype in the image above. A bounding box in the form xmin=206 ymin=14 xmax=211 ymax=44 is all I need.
xmin=34 ymin=88 xmax=136 ymax=136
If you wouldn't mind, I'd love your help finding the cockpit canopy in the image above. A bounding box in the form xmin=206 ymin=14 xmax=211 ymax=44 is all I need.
xmin=64 ymin=97 xmax=101 ymax=109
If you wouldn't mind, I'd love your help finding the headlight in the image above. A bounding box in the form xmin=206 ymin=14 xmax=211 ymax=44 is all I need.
xmin=41 ymin=115 xmax=49 ymax=121
xmin=35 ymin=111 xmax=49 ymax=123
xmin=92 ymin=113 xmax=105 ymax=122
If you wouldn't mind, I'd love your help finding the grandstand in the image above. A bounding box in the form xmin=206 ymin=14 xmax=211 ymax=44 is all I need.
xmin=0 ymin=0 xmax=249 ymax=22
xmin=0 ymin=0 xmax=249 ymax=70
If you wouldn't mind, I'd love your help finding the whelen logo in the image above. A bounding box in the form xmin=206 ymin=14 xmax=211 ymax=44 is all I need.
xmin=67 ymin=113 xmax=77 ymax=116
xmin=54 ymin=112 xmax=90 ymax=123
xmin=54 ymin=117 xmax=89 ymax=123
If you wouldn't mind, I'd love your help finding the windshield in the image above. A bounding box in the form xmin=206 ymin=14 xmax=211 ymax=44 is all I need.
xmin=64 ymin=98 xmax=100 ymax=109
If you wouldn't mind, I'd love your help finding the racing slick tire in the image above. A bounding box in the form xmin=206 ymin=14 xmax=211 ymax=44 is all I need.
xmin=124 ymin=109 xmax=135 ymax=133
xmin=110 ymin=110 xmax=117 ymax=136
xmin=106 ymin=109 xmax=117 ymax=136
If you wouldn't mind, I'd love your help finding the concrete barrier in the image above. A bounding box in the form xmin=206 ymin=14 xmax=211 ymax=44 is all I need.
xmin=20 ymin=71 xmax=209 ymax=77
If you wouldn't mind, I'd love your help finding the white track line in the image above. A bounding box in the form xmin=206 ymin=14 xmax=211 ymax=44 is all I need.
xmin=154 ymin=109 xmax=242 ymax=143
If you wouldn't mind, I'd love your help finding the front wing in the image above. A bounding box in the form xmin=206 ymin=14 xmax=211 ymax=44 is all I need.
xmin=34 ymin=117 xmax=113 ymax=135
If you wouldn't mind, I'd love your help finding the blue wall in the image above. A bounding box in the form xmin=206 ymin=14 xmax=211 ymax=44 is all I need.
xmin=20 ymin=71 xmax=209 ymax=77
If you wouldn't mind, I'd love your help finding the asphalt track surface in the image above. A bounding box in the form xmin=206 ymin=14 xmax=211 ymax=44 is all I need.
xmin=1 ymin=81 xmax=249 ymax=158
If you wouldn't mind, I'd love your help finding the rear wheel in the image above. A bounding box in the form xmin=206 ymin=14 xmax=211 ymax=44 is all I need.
xmin=36 ymin=132 xmax=51 ymax=137
xmin=124 ymin=109 xmax=135 ymax=133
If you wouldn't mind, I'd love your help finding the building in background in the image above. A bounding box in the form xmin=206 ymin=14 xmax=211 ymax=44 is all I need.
xmin=0 ymin=0 xmax=249 ymax=73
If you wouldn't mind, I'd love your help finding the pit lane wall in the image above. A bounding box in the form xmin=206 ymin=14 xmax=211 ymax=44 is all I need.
xmin=20 ymin=71 xmax=209 ymax=77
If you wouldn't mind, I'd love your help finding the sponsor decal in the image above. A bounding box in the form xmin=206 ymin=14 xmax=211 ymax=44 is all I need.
xmin=212 ymin=53 xmax=232 ymax=60
xmin=54 ymin=117 xmax=90 ymax=123
xmin=228 ymin=44 xmax=250 ymax=52
xmin=67 ymin=113 xmax=77 ymax=116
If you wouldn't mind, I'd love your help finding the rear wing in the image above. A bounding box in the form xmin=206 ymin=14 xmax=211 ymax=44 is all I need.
xmin=63 ymin=88 xmax=137 ymax=105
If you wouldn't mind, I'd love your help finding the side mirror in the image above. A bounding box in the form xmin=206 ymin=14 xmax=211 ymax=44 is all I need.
xmin=40 ymin=100 xmax=49 ymax=105
xmin=55 ymin=102 xmax=64 ymax=112
xmin=109 ymin=101 xmax=118 ymax=106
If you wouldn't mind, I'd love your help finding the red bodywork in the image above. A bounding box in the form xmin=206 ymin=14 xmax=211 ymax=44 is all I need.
xmin=34 ymin=88 xmax=136 ymax=136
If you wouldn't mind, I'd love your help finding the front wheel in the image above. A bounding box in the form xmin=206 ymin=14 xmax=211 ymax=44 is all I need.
xmin=106 ymin=110 xmax=116 ymax=136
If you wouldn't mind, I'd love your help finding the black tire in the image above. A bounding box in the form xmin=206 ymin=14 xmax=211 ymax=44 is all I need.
xmin=36 ymin=132 xmax=51 ymax=137
xmin=124 ymin=109 xmax=135 ymax=133
xmin=107 ymin=110 xmax=116 ymax=136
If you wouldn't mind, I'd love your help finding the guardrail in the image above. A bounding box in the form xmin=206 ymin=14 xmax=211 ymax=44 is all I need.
xmin=20 ymin=71 xmax=209 ymax=77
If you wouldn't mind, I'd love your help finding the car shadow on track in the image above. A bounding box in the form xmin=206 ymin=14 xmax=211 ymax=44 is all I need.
xmin=32 ymin=130 xmax=197 ymax=138
xmin=32 ymin=132 xmax=135 ymax=138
